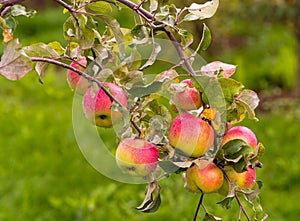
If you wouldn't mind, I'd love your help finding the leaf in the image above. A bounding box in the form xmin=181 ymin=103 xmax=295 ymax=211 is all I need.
xmin=187 ymin=0 xmax=219 ymax=20
xmin=178 ymin=28 xmax=193 ymax=48
xmin=182 ymin=13 xmax=200 ymax=22
xmin=48 ymin=41 xmax=65 ymax=55
xmin=221 ymin=139 xmax=248 ymax=156
xmin=235 ymin=89 xmax=259 ymax=120
xmin=198 ymin=23 xmax=211 ymax=51
xmin=0 ymin=39 xmax=32 ymax=80
xmin=217 ymin=197 xmax=234 ymax=210
xmin=150 ymin=0 xmax=159 ymax=13
xmin=158 ymin=160 xmax=190 ymax=173
xmin=35 ymin=62 xmax=49 ymax=82
xmin=10 ymin=5 xmax=36 ymax=18
xmin=140 ymin=43 xmax=161 ymax=70
xmin=86 ymin=1 xmax=112 ymax=13
xmin=127 ymin=81 xmax=164 ymax=98
xmin=98 ymin=15 xmax=125 ymax=57
xmin=218 ymin=77 xmax=244 ymax=103
xmin=136 ymin=182 xmax=161 ymax=213
xmin=203 ymin=212 xmax=222 ymax=221
xmin=23 ymin=43 xmax=60 ymax=57
xmin=200 ymin=61 xmax=236 ymax=78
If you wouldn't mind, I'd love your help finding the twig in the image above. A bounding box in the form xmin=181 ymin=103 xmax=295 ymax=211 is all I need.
xmin=116 ymin=0 xmax=197 ymax=76
xmin=234 ymin=192 xmax=251 ymax=221
xmin=30 ymin=57 xmax=123 ymax=107
xmin=0 ymin=0 xmax=25 ymax=16
xmin=192 ymin=193 xmax=204 ymax=221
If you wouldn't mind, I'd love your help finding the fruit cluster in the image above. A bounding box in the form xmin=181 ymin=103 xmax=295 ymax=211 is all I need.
xmin=66 ymin=60 xmax=262 ymax=198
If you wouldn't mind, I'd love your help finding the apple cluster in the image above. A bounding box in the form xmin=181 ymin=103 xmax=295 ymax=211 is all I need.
xmin=66 ymin=61 xmax=261 ymax=197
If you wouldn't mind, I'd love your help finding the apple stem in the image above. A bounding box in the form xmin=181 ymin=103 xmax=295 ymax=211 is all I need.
xmin=192 ymin=193 xmax=204 ymax=221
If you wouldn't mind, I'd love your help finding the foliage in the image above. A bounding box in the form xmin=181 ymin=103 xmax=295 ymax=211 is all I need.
xmin=0 ymin=0 xmax=267 ymax=220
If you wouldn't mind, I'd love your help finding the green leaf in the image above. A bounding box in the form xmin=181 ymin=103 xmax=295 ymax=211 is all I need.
xmin=198 ymin=23 xmax=211 ymax=51
xmin=86 ymin=1 xmax=112 ymax=13
xmin=23 ymin=43 xmax=60 ymax=57
xmin=178 ymin=29 xmax=193 ymax=48
xmin=203 ymin=212 xmax=222 ymax=221
xmin=158 ymin=161 xmax=181 ymax=173
xmin=218 ymin=77 xmax=244 ymax=103
xmin=217 ymin=197 xmax=234 ymax=210
xmin=136 ymin=182 xmax=161 ymax=213
xmin=140 ymin=42 xmax=161 ymax=70
xmin=235 ymin=89 xmax=260 ymax=120
xmin=182 ymin=13 xmax=200 ymax=22
xmin=10 ymin=5 xmax=36 ymax=18
xmin=127 ymin=81 xmax=164 ymax=98
xmin=187 ymin=0 xmax=219 ymax=20
xmin=0 ymin=17 xmax=8 ymax=29
xmin=221 ymin=139 xmax=247 ymax=156
xmin=0 ymin=39 xmax=32 ymax=80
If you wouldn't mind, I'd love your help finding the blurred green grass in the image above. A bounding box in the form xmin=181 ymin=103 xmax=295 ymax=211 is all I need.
xmin=1 ymin=6 xmax=299 ymax=221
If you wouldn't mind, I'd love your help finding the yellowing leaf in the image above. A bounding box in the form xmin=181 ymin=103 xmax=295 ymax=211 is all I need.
xmin=2 ymin=29 xmax=13 ymax=43
xmin=63 ymin=8 xmax=69 ymax=14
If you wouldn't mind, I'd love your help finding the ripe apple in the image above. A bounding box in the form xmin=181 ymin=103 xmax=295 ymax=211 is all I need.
xmin=223 ymin=165 xmax=256 ymax=189
xmin=168 ymin=113 xmax=214 ymax=158
xmin=82 ymin=82 xmax=127 ymax=127
xmin=220 ymin=126 xmax=258 ymax=150
xmin=67 ymin=57 xmax=88 ymax=95
xmin=171 ymin=79 xmax=202 ymax=111
xmin=185 ymin=160 xmax=224 ymax=193
xmin=115 ymin=138 xmax=159 ymax=177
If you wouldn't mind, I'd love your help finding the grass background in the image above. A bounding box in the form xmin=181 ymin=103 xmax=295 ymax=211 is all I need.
xmin=0 ymin=6 xmax=299 ymax=221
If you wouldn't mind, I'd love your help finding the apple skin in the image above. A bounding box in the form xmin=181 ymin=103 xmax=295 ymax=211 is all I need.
xmin=115 ymin=138 xmax=159 ymax=177
xmin=67 ymin=57 xmax=88 ymax=95
xmin=168 ymin=113 xmax=214 ymax=158
xmin=82 ymin=82 xmax=127 ymax=128
xmin=171 ymin=79 xmax=202 ymax=111
xmin=223 ymin=166 xmax=256 ymax=190
xmin=221 ymin=126 xmax=258 ymax=150
xmin=185 ymin=160 xmax=224 ymax=193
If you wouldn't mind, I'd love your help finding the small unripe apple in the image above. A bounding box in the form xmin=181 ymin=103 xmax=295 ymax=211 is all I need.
xmin=221 ymin=126 xmax=258 ymax=150
xmin=82 ymin=82 xmax=127 ymax=127
xmin=115 ymin=138 xmax=159 ymax=177
xmin=67 ymin=57 xmax=88 ymax=95
xmin=168 ymin=113 xmax=214 ymax=158
xmin=171 ymin=79 xmax=202 ymax=111
xmin=185 ymin=160 xmax=224 ymax=193
xmin=224 ymin=165 xmax=256 ymax=189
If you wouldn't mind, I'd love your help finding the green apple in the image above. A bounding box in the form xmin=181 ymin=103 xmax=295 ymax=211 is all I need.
xmin=82 ymin=82 xmax=127 ymax=127
xmin=171 ymin=79 xmax=202 ymax=111
xmin=185 ymin=160 xmax=224 ymax=193
xmin=115 ymin=138 xmax=159 ymax=177
xmin=168 ymin=113 xmax=214 ymax=158
xmin=67 ymin=57 xmax=88 ymax=95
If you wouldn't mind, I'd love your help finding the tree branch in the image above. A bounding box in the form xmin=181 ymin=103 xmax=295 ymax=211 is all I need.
xmin=0 ymin=0 xmax=25 ymax=16
xmin=116 ymin=0 xmax=197 ymax=76
xmin=30 ymin=57 xmax=124 ymax=107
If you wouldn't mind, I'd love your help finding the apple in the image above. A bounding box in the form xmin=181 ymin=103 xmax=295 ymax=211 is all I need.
xmin=67 ymin=57 xmax=88 ymax=95
xmin=115 ymin=138 xmax=159 ymax=177
xmin=220 ymin=126 xmax=258 ymax=150
xmin=223 ymin=165 xmax=256 ymax=189
xmin=82 ymin=82 xmax=127 ymax=127
xmin=168 ymin=113 xmax=214 ymax=158
xmin=185 ymin=160 xmax=224 ymax=193
xmin=171 ymin=79 xmax=202 ymax=111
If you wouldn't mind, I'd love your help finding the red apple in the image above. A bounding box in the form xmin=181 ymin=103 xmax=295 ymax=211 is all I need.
xmin=82 ymin=82 xmax=127 ymax=127
xmin=224 ymin=165 xmax=256 ymax=189
xmin=168 ymin=113 xmax=214 ymax=158
xmin=185 ymin=160 xmax=224 ymax=193
xmin=221 ymin=126 xmax=258 ymax=150
xmin=171 ymin=79 xmax=202 ymax=111
xmin=67 ymin=57 xmax=88 ymax=95
xmin=115 ymin=138 xmax=159 ymax=177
